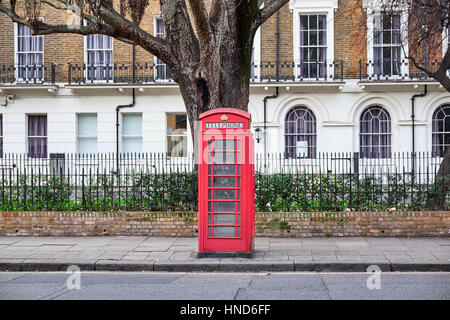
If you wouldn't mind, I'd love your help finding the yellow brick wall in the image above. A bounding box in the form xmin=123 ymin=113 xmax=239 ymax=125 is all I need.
xmin=0 ymin=1 xmax=443 ymax=82
xmin=334 ymin=0 xmax=367 ymax=79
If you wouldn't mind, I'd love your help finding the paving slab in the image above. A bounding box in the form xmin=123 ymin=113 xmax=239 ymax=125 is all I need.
xmin=122 ymin=252 xmax=150 ymax=261
xmin=0 ymin=236 xmax=448 ymax=272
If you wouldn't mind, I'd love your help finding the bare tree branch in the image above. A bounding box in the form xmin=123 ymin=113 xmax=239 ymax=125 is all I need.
xmin=41 ymin=0 xmax=96 ymax=23
xmin=187 ymin=0 xmax=210 ymax=54
xmin=209 ymin=0 xmax=222 ymax=27
xmin=159 ymin=0 xmax=200 ymax=71
xmin=253 ymin=0 xmax=289 ymax=30
xmin=432 ymin=49 xmax=450 ymax=92
xmin=40 ymin=0 xmax=65 ymax=10
xmin=96 ymin=3 xmax=175 ymax=67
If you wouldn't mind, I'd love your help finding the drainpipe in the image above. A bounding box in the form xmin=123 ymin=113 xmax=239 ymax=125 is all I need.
xmin=263 ymin=87 xmax=279 ymax=167
xmin=275 ymin=11 xmax=280 ymax=81
xmin=114 ymin=45 xmax=136 ymax=174
xmin=411 ymin=85 xmax=427 ymax=180
xmin=260 ymin=10 xmax=280 ymax=170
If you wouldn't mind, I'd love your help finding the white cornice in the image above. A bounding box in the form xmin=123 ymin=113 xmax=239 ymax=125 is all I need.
xmin=289 ymin=0 xmax=338 ymax=10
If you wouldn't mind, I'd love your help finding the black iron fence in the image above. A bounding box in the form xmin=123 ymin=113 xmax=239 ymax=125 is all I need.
xmin=0 ymin=152 xmax=448 ymax=212
xmin=67 ymin=62 xmax=174 ymax=84
xmin=251 ymin=60 xmax=344 ymax=82
xmin=0 ymin=63 xmax=56 ymax=84
xmin=1 ymin=60 xmax=445 ymax=84
xmin=359 ymin=59 xmax=442 ymax=81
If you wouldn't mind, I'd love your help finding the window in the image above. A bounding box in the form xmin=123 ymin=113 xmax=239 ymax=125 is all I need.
xmin=285 ymin=106 xmax=317 ymax=158
xmin=0 ymin=115 xmax=3 ymax=158
xmin=155 ymin=18 xmax=171 ymax=80
xmin=167 ymin=114 xmax=187 ymax=157
xmin=77 ymin=114 xmax=97 ymax=153
xmin=373 ymin=14 xmax=402 ymax=76
xmin=432 ymin=105 xmax=450 ymax=157
xmin=28 ymin=115 xmax=47 ymax=158
xmin=444 ymin=27 xmax=449 ymax=77
xmin=360 ymin=106 xmax=391 ymax=158
xmin=85 ymin=33 xmax=113 ymax=81
xmin=15 ymin=23 xmax=44 ymax=82
xmin=251 ymin=25 xmax=261 ymax=81
xmin=122 ymin=113 xmax=142 ymax=153
xmin=299 ymin=14 xmax=327 ymax=79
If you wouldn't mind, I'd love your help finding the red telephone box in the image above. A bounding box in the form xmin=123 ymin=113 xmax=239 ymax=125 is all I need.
xmin=197 ymin=108 xmax=255 ymax=258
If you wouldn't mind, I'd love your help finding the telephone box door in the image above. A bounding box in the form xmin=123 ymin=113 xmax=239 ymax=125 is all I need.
xmin=199 ymin=135 xmax=251 ymax=253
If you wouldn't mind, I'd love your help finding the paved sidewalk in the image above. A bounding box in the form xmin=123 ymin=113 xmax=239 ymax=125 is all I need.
xmin=0 ymin=237 xmax=449 ymax=272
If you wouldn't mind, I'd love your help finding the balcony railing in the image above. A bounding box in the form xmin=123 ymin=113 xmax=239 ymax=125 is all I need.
xmin=2 ymin=59 xmax=445 ymax=86
xmin=251 ymin=60 xmax=344 ymax=82
xmin=67 ymin=62 xmax=173 ymax=84
xmin=0 ymin=63 xmax=56 ymax=84
xmin=359 ymin=59 xmax=442 ymax=81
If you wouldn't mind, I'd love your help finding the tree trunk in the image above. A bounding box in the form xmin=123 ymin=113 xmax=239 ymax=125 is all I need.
xmin=165 ymin=0 xmax=256 ymax=144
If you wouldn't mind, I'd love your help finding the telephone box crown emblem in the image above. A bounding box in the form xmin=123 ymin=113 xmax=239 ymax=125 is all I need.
xmin=220 ymin=114 xmax=228 ymax=121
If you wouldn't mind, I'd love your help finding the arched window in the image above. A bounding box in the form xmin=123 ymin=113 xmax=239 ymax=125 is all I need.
xmin=285 ymin=106 xmax=316 ymax=158
xmin=360 ymin=106 xmax=391 ymax=158
xmin=432 ymin=105 xmax=450 ymax=157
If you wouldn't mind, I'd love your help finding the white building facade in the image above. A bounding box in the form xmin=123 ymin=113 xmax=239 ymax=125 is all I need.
xmin=0 ymin=0 xmax=449 ymax=163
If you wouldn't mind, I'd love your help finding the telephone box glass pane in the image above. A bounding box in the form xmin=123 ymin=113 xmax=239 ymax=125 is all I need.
xmin=211 ymin=214 xmax=240 ymax=225
xmin=209 ymin=176 xmax=240 ymax=188
xmin=213 ymin=227 xmax=235 ymax=237
xmin=210 ymin=152 xmax=236 ymax=164
xmin=209 ymin=189 xmax=237 ymax=200
xmin=210 ymin=139 xmax=240 ymax=151
xmin=209 ymin=201 xmax=235 ymax=212
xmin=212 ymin=165 xmax=240 ymax=175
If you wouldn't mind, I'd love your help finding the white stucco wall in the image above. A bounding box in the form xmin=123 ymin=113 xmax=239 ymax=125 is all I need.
xmin=1 ymin=82 xmax=450 ymax=156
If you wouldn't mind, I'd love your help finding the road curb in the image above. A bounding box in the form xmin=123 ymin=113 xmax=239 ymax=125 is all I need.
xmin=0 ymin=260 xmax=449 ymax=272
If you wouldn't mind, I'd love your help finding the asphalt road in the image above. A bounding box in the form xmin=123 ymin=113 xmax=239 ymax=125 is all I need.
xmin=0 ymin=272 xmax=449 ymax=300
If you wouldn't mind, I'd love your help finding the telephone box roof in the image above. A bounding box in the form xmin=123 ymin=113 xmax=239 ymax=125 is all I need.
xmin=199 ymin=108 xmax=251 ymax=120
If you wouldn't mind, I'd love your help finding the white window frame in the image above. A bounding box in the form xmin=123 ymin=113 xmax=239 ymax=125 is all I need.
xmin=14 ymin=21 xmax=45 ymax=83
xmin=166 ymin=113 xmax=188 ymax=157
xmin=363 ymin=0 xmax=409 ymax=79
xmin=77 ymin=113 xmax=98 ymax=154
xmin=359 ymin=106 xmax=392 ymax=159
xmin=284 ymin=106 xmax=317 ymax=159
xmin=443 ymin=26 xmax=449 ymax=77
xmin=83 ymin=21 xmax=114 ymax=83
xmin=27 ymin=114 xmax=47 ymax=159
xmin=443 ymin=26 xmax=449 ymax=56
xmin=251 ymin=27 xmax=261 ymax=81
xmin=250 ymin=3 xmax=263 ymax=82
xmin=122 ymin=113 xmax=143 ymax=153
xmin=154 ymin=16 xmax=171 ymax=82
xmin=291 ymin=0 xmax=337 ymax=80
